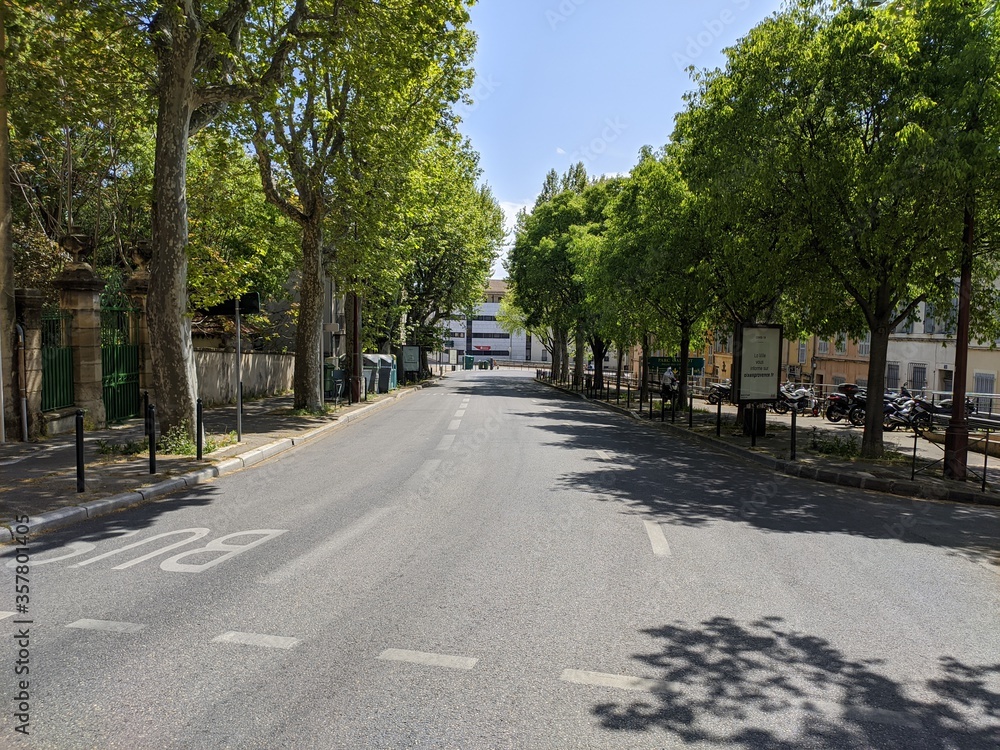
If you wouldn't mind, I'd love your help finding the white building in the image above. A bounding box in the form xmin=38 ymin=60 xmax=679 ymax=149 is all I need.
xmin=436 ymin=280 xmax=551 ymax=364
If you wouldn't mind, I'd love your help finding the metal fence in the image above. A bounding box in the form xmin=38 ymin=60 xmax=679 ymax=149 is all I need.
xmin=41 ymin=307 xmax=74 ymax=412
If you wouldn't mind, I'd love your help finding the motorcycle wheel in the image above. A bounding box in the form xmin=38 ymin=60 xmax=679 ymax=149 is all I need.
xmin=707 ymin=393 xmax=719 ymax=405
xmin=773 ymin=401 xmax=789 ymax=415
xmin=825 ymin=405 xmax=843 ymax=423
xmin=883 ymin=416 xmax=897 ymax=431
xmin=848 ymin=406 xmax=865 ymax=427
xmin=911 ymin=412 xmax=932 ymax=434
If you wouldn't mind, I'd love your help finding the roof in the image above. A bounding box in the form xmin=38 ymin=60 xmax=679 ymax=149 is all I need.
xmin=486 ymin=279 xmax=508 ymax=294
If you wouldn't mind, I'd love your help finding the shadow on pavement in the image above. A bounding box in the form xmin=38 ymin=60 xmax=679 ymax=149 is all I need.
xmin=593 ymin=616 xmax=1000 ymax=749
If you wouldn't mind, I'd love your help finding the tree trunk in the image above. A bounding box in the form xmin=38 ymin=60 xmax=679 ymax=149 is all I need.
xmin=616 ymin=344 xmax=624 ymax=387
xmin=294 ymin=221 xmax=324 ymax=411
xmin=550 ymin=329 xmax=562 ymax=382
xmin=640 ymin=332 xmax=650 ymax=404
xmin=0 ymin=5 xmax=15 ymax=440
xmin=862 ymin=323 xmax=891 ymax=458
xmin=574 ymin=319 xmax=585 ymax=389
xmin=560 ymin=329 xmax=570 ymax=382
xmin=679 ymin=327 xmax=691 ymax=408
xmin=590 ymin=336 xmax=607 ymax=391
xmin=149 ymin=29 xmax=200 ymax=439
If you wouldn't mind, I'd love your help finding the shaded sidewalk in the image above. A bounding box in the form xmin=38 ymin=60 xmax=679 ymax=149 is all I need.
xmin=0 ymin=385 xmax=428 ymax=537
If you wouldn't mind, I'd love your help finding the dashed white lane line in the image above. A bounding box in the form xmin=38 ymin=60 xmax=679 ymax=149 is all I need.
xmin=448 ymin=420 xmax=462 ymax=431
xmin=454 ymin=410 xmax=466 ymax=418
xmin=561 ymin=669 xmax=675 ymax=693
xmin=213 ymin=631 xmax=300 ymax=650
xmin=643 ymin=520 xmax=672 ymax=557
xmin=0 ymin=611 xmax=17 ymax=621
xmin=377 ymin=648 xmax=478 ymax=671
xmin=413 ymin=459 xmax=442 ymax=480
xmin=66 ymin=619 xmax=146 ymax=634
xmin=595 ymin=450 xmax=612 ymax=461
xmin=436 ymin=434 xmax=456 ymax=451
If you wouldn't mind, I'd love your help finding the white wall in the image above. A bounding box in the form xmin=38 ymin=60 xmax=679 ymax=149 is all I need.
xmin=195 ymin=351 xmax=294 ymax=406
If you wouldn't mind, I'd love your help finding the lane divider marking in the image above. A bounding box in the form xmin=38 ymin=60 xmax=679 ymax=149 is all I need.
xmin=643 ymin=520 xmax=672 ymax=557
xmin=436 ymin=434 xmax=456 ymax=451
xmin=377 ymin=648 xmax=478 ymax=671
xmin=66 ymin=619 xmax=146 ymax=634
xmin=212 ymin=631 xmax=300 ymax=650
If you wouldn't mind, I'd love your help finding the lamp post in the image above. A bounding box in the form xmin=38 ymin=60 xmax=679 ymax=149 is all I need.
xmin=811 ymin=356 xmax=817 ymax=384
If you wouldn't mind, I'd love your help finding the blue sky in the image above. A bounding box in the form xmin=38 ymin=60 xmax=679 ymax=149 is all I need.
xmin=457 ymin=0 xmax=786 ymax=277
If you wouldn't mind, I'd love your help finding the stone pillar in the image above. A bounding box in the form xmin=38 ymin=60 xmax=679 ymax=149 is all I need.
xmin=125 ymin=266 xmax=155 ymax=407
xmin=13 ymin=289 xmax=43 ymax=440
xmin=53 ymin=266 xmax=106 ymax=429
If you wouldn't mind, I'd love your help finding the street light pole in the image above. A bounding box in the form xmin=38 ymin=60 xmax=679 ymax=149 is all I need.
xmin=944 ymin=205 xmax=974 ymax=480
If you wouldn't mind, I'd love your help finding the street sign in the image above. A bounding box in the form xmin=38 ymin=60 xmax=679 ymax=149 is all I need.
xmin=402 ymin=346 xmax=420 ymax=372
xmin=649 ymin=357 xmax=705 ymax=373
xmin=738 ymin=324 xmax=783 ymax=402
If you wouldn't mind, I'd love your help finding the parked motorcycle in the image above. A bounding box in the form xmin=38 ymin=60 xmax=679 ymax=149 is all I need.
xmin=825 ymin=383 xmax=864 ymax=423
xmin=907 ymin=396 xmax=978 ymax=433
xmin=773 ymin=383 xmax=817 ymax=415
xmin=706 ymin=380 xmax=731 ymax=405
xmin=848 ymin=390 xmax=907 ymax=430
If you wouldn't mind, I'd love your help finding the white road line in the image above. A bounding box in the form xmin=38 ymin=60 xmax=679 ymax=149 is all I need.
xmin=595 ymin=450 xmax=612 ymax=461
xmin=213 ymin=631 xmax=299 ymax=650
xmin=448 ymin=420 xmax=462 ymax=431
xmin=66 ymin=619 xmax=146 ymax=634
xmin=412 ymin=459 xmax=442 ymax=481
xmin=377 ymin=648 xmax=478 ymax=670
xmin=643 ymin=520 xmax=672 ymax=557
xmin=454 ymin=410 xmax=466 ymax=418
xmin=0 ymin=611 xmax=17 ymax=621
xmin=560 ymin=669 xmax=676 ymax=694
xmin=263 ymin=507 xmax=393 ymax=585
xmin=436 ymin=434 xmax=456 ymax=451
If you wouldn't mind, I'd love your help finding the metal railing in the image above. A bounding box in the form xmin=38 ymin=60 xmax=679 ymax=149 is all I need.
xmin=41 ymin=308 xmax=74 ymax=412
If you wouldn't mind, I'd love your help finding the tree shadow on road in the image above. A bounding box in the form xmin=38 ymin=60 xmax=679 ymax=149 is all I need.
xmin=519 ymin=394 xmax=1000 ymax=568
xmin=592 ymin=616 xmax=1000 ymax=749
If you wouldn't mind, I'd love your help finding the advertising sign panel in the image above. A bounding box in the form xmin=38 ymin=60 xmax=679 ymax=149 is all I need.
xmin=402 ymin=346 xmax=420 ymax=372
xmin=738 ymin=325 xmax=783 ymax=402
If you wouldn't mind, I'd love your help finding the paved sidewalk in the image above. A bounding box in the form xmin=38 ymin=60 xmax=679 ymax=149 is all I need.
xmin=549 ymin=380 xmax=1000 ymax=507
xmin=0 ymin=383 xmax=431 ymax=537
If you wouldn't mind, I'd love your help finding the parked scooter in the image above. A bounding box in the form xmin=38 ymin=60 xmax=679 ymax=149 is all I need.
xmin=706 ymin=380 xmax=731 ymax=405
xmin=773 ymin=383 xmax=817 ymax=415
xmin=907 ymin=396 xmax=978 ymax=433
xmin=825 ymin=383 xmax=864 ymax=423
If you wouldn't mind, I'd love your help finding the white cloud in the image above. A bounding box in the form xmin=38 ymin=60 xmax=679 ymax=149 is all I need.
xmin=555 ymin=147 xmax=566 ymax=155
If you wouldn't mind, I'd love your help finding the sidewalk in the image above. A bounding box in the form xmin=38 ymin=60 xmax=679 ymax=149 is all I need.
xmin=547 ymin=380 xmax=1000 ymax=507
xmin=0 ymin=383 xmax=430 ymax=539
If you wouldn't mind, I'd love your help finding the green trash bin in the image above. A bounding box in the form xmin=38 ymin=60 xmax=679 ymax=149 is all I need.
xmin=463 ymin=355 xmax=475 ymax=370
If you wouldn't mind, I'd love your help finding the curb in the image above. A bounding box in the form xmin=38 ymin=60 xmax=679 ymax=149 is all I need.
xmin=538 ymin=378 xmax=1000 ymax=509
xmin=5 ymin=383 xmax=430 ymax=542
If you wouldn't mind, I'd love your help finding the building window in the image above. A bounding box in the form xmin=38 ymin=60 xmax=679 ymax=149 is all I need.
xmin=909 ymin=363 xmax=928 ymax=391
xmin=833 ymin=375 xmax=846 ymax=385
xmin=886 ymin=362 xmax=900 ymax=390
xmin=835 ymin=335 xmax=847 ymax=355
xmin=858 ymin=332 xmax=870 ymax=357
xmin=856 ymin=378 xmax=868 ymax=388
xmin=974 ymin=372 xmax=996 ymax=414
xmin=798 ymin=341 xmax=807 ymax=364
xmin=818 ymin=340 xmax=829 ymax=355
xmin=471 ymin=332 xmax=511 ymax=339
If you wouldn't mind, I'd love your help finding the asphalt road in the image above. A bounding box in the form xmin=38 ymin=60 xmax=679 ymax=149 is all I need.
xmin=1 ymin=370 xmax=998 ymax=750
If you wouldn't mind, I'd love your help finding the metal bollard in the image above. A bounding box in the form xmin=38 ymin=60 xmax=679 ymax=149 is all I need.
xmin=196 ymin=398 xmax=204 ymax=460
xmin=627 ymin=382 xmax=631 ymax=408
xmin=148 ymin=404 xmax=157 ymax=475
xmin=143 ymin=390 xmax=149 ymax=437
xmin=791 ymin=407 xmax=797 ymax=460
xmin=717 ymin=398 xmax=722 ymax=437
xmin=689 ymin=392 xmax=694 ymax=428
xmin=75 ymin=410 xmax=85 ymax=493
xmin=661 ymin=396 xmax=665 ymax=422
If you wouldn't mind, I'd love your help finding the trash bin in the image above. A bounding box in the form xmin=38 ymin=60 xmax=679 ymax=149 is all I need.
xmin=463 ymin=355 xmax=475 ymax=370
xmin=377 ymin=355 xmax=392 ymax=393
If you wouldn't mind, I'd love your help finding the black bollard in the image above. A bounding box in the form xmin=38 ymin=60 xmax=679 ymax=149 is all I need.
xmin=148 ymin=404 xmax=157 ymax=475
xmin=627 ymin=381 xmax=631 ymax=408
xmin=791 ymin=407 xmax=797 ymax=460
xmin=143 ymin=390 xmax=149 ymax=437
xmin=661 ymin=395 xmax=665 ymax=422
xmin=717 ymin=397 xmax=722 ymax=437
xmin=75 ymin=410 xmax=85 ymax=493
xmin=196 ymin=398 xmax=204 ymax=460
xmin=689 ymin=392 xmax=694 ymax=428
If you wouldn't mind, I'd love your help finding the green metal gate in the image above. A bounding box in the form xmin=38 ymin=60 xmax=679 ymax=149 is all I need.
xmin=101 ymin=281 xmax=141 ymax=423
xmin=41 ymin=307 xmax=74 ymax=412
